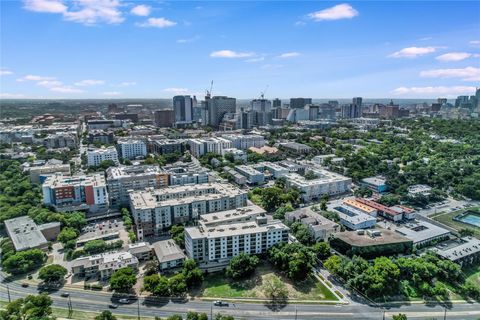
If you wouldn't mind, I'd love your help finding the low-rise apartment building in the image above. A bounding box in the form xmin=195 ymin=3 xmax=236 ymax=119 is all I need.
xmin=152 ymin=239 xmax=186 ymax=271
xmin=71 ymin=251 xmax=139 ymax=280
xmin=235 ymin=165 xmax=265 ymax=185
xmin=5 ymin=216 xmax=60 ymax=252
xmin=129 ymin=183 xmax=248 ymax=239
xmin=188 ymin=137 xmax=232 ymax=157
xmin=29 ymin=163 xmax=71 ymax=184
xmin=286 ymin=208 xmax=340 ymax=242
xmin=162 ymin=162 xmax=210 ymax=186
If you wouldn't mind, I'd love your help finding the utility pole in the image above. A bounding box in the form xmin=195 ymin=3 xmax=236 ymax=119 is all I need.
xmin=443 ymin=306 xmax=447 ymax=320
xmin=67 ymin=296 xmax=73 ymax=318
xmin=382 ymin=310 xmax=385 ymax=320
xmin=210 ymin=304 xmax=213 ymax=320
xmin=295 ymin=305 xmax=298 ymax=320
xmin=137 ymin=296 xmax=140 ymax=320
xmin=6 ymin=285 xmax=11 ymax=303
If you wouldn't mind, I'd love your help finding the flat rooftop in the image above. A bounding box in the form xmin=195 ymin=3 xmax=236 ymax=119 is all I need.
xmin=361 ymin=176 xmax=387 ymax=186
xmin=4 ymin=216 xmax=48 ymax=251
xmin=334 ymin=229 xmax=412 ymax=247
xmin=106 ymin=165 xmax=162 ymax=179
xmin=200 ymin=205 xmax=265 ymax=226
xmin=433 ymin=237 xmax=480 ymax=261
xmin=43 ymin=173 xmax=106 ymax=188
xmin=395 ymin=221 xmax=450 ymax=244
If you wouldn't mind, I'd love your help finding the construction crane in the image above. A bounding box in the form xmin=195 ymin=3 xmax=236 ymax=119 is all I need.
xmin=206 ymin=80 xmax=214 ymax=98
xmin=259 ymin=85 xmax=269 ymax=99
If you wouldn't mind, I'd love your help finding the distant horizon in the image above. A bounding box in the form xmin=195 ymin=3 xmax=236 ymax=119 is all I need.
xmin=1 ymin=1 xmax=479 ymax=99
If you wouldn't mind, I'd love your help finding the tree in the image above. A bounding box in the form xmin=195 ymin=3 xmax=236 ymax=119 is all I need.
xmin=169 ymin=273 xmax=187 ymax=296
xmin=304 ymin=170 xmax=318 ymax=180
xmin=166 ymin=316 xmax=183 ymax=320
xmin=226 ymin=253 xmax=259 ymax=279
xmin=268 ymin=243 xmax=315 ymax=280
xmin=95 ymin=310 xmax=118 ymax=320
xmin=170 ymin=224 xmax=185 ymax=248
xmin=39 ymin=264 xmax=67 ymax=283
xmin=144 ymin=260 xmax=159 ymax=276
xmin=187 ymin=311 xmax=209 ymax=320
xmin=324 ymin=255 xmax=343 ymax=275
xmin=262 ymin=275 xmax=288 ymax=301
xmin=0 ymin=294 xmax=53 ymax=320
xmin=109 ymin=267 xmax=137 ymax=293
xmin=2 ymin=249 xmax=45 ymax=275
xmin=320 ymin=199 xmax=328 ymax=211
xmin=143 ymin=274 xmax=170 ymax=297
xmin=312 ymin=242 xmax=331 ymax=260
xmin=182 ymin=259 xmax=204 ymax=288
xmin=58 ymin=227 xmax=79 ymax=244
xmin=290 ymin=222 xmax=313 ymax=245
xmin=64 ymin=212 xmax=87 ymax=231
xmin=215 ymin=315 xmax=235 ymax=320
xmin=84 ymin=239 xmax=107 ymax=254
xmin=392 ymin=314 xmax=407 ymax=320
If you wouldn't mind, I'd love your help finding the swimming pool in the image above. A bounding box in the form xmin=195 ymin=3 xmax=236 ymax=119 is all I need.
xmin=456 ymin=212 xmax=480 ymax=228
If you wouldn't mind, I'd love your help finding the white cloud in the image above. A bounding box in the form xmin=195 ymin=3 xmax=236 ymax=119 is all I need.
xmin=63 ymin=0 xmax=124 ymax=25
xmin=131 ymin=4 xmax=151 ymax=16
xmin=50 ymin=86 xmax=84 ymax=93
xmin=389 ymin=46 xmax=437 ymax=58
xmin=37 ymin=80 xmax=63 ymax=87
xmin=23 ymin=0 xmax=67 ymax=13
xmin=245 ymin=57 xmax=265 ymax=63
xmin=420 ymin=67 xmax=480 ymax=81
xmin=74 ymin=79 xmax=105 ymax=86
xmin=278 ymin=52 xmax=301 ymax=58
xmin=469 ymin=40 xmax=480 ymax=45
xmin=435 ymin=52 xmax=473 ymax=62
xmin=392 ymin=86 xmax=476 ymax=96
xmin=136 ymin=17 xmax=177 ymax=28
xmin=0 ymin=69 xmax=13 ymax=76
xmin=308 ymin=3 xmax=358 ymax=22
xmin=102 ymin=91 xmax=122 ymax=96
xmin=210 ymin=50 xmax=255 ymax=58
xmin=0 ymin=93 xmax=25 ymax=98
xmin=17 ymin=74 xmax=56 ymax=82
xmin=418 ymin=37 xmax=432 ymax=41
xmin=116 ymin=81 xmax=136 ymax=87
xmin=294 ymin=21 xmax=306 ymax=27
xmin=163 ymin=88 xmax=189 ymax=95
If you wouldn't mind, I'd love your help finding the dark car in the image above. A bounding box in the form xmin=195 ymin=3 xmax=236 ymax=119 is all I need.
xmin=60 ymin=292 xmax=70 ymax=298
xmin=213 ymin=300 xmax=229 ymax=307
xmin=21 ymin=283 xmax=29 ymax=288
xmin=109 ymin=304 xmax=119 ymax=309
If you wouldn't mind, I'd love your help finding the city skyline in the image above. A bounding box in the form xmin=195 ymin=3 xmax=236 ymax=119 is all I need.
xmin=1 ymin=1 xmax=479 ymax=99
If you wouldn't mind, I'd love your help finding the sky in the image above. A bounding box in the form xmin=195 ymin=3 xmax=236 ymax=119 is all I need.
xmin=0 ymin=0 xmax=479 ymax=99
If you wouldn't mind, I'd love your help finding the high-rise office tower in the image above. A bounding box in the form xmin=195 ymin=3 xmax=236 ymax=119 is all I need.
xmin=341 ymin=103 xmax=362 ymax=119
xmin=437 ymin=98 xmax=448 ymax=105
xmin=154 ymin=109 xmax=175 ymax=127
xmin=352 ymin=97 xmax=363 ymax=108
xmin=251 ymin=99 xmax=272 ymax=113
xmin=173 ymin=95 xmax=193 ymax=124
xmin=272 ymin=98 xmax=282 ymax=108
xmin=290 ymin=98 xmax=312 ymax=109
xmin=206 ymin=96 xmax=236 ymax=128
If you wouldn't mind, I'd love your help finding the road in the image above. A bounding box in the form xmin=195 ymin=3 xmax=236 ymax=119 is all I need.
xmin=1 ymin=274 xmax=479 ymax=319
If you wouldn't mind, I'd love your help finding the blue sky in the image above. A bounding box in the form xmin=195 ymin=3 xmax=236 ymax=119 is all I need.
xmin=1 ymin=0 xmax=479 ymax=99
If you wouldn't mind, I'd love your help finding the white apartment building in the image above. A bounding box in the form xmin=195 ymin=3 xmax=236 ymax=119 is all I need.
xmin=221 ymin=134 xmax=266 ymax=150
xmin=106 ymin=165 xmax=169 ymax=207
xmin=87 ymin=146 xmax=119 ymax=167
xmin=129 ymin=183 xmax=248 ymax=239
xmin=185 ymin=207 xmax=288 ymax=269
xmin=285 ymin=169 xmax=351 ymax=202
xmin=188 ymin=137 xmax=232 ymax=157
xmin=117 ymin=139 xmax=147 ymax=160
xmin=71 ymin=251 xmax=139 ymax=280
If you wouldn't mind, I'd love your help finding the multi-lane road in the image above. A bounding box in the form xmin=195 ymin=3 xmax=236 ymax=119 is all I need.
xmin=1 ymin=274 xmax=479 ymax=320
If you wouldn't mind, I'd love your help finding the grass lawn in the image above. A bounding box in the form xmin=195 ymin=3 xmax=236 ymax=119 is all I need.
xmin=431 ymin=207 xmax=480 ymax=238
xmin=196 ymin=263 xmax=338 ymax=301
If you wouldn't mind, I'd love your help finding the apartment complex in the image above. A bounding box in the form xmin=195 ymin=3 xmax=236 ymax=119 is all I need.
xmin=286 ymin=208 xmax=340 ymax=242
xmin=106 ymin=165 xmax=169 ymax=207
xmin=71 ymin=251 xmax=139 ymax=279
xmin=285 ymin=169 xmax=352 ymax=202
xmin=221 ymin=134 xmax=266 ymax=150
xmin=42 ymin=174 xmax=109 ymax=213
xmin=29 ymin=163 xmax=71 ymax=184
xmin=129 ymin=183 xmax=248 ymax=239
xmin=185 ymin=205 xmax=288 ymax=269
xmin=162 ymin=162 xmax=210 ymax=186
xmin=188 ymin=137 xmax=232 ymax=157
xmin=117 ymin=139 xmax=147 ymax=160
xmin=87 ymin=146 xmax=119 ymax=167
